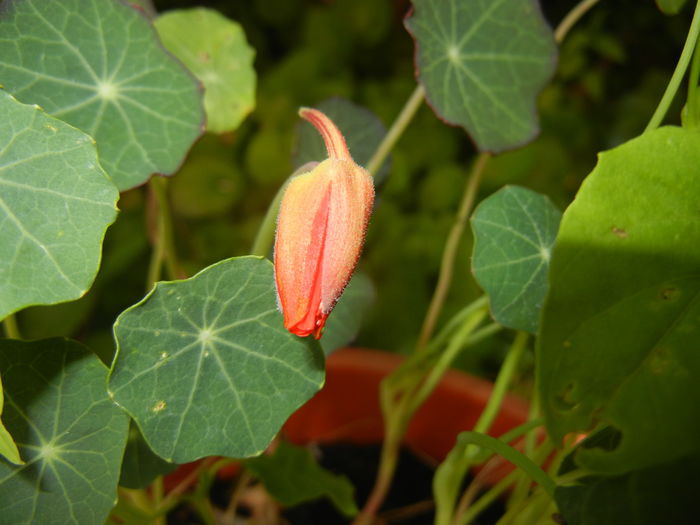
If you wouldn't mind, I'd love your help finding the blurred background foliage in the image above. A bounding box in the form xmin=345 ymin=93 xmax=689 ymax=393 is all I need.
xmin=18 ymin=0 xmax=694 ymax=380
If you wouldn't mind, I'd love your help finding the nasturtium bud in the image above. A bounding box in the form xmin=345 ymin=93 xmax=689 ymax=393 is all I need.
xmin=274 ymin=108 xmax=375 ymax=339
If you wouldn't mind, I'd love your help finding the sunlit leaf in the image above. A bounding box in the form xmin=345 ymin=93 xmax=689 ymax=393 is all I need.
xmin=0 ymin=338 xmax=129 ymax=525
xmin=405 ymin=0 xmax=557 ymax=152
xmin=246 ymin=440 xmax=358 ymax=517
xmin=109 ymin=256 xmax=325 ymax=463
xmin=471 ymin=186 xmax=561 ymax=332
xmin=0 ymin=0 xmax=204 ymax=190
xmin=538 ymin=126 xmax=700 ymax=474
xmin=293 ymin=97 xmax=391 ymax=183
xmin=154 ymin=7 xmax=256 ymax=133
xmin=0 ymin=90 xmax=118 ymax=320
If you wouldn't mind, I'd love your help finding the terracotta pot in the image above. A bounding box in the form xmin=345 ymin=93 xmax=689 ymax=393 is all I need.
xmin=283 ymin=348 xmax=529 ymax=478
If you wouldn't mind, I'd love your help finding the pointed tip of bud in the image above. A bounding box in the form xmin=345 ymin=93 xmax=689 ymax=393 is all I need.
xmin=298 ymin=107 xmax=352 ymax=161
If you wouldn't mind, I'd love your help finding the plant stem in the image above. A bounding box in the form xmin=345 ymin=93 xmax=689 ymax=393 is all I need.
xmin=147 ymin=176 xmax=180 ymax=290
xmin=474 ymin=332 xmax=528 ymax=434
xmin=2 ymin=314 xmax=21 ymax=339
xmin=645 ymin=0 xmax=700 ymax=132
xmin=250 ymin=180 xmax=288 ymax=258
xmin=223 ymin=468 xmax=252 ymax=522
xmin=354 ymin=306 xmax=487 ymax=525
xmin=417 ymin=153 xmax=491 ymax=350
xmin=152 ymin=476 xmax=165 ymax=525
xmin=686 ymin=37 xmax=700 ymax=127
xmin=433 ymin=332 xmax=528 ymax=525
xmin=553 ymin=0 xmax=601 ymax=44
xmin=365 ymin=85 xmax=425 ymax=177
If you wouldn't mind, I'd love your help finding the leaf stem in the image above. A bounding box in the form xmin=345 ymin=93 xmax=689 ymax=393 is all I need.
xmin=686 ymin=36 xmax=700 ymax=127
xmin=250 ymin=181 xmax=288 ymax=258
xmin=416 ymin=152 xmax=491 ymax=350
xmin=366 ymin=85 xmax=425 ymax=177
xmin=147 ymin=176 xmax=181 ymax=290
xmin=2 ymin=314 xmax=21 ymax=339
xmin=433 ymin=332 xmax=528 ymax=525
xmin=645 ymin=0 xmax=700 ymax=132
xmin=354 ymin=304 xmax=488 ymax=525
xmin=553 ymin=0 xmax=601 ymax=44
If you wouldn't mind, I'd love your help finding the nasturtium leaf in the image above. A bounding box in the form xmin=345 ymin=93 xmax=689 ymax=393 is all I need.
xmin=0 ymin=0 xmax=204 ymax=190
xmin=555 ymin=455 xmax=700 ymax=525
xmin=0 ymin=374 xmax=22 ymax=465
xmin=109 ymin=256 xmax=325 ymax=463
xmin=0 ymin=338 xmax=129 ymax=525
xmin=0 ymin=90 xmax=118 ymax=320
xmin=655 ymin=0 xmax=688 ymax=15
xmin=245 ymin=440 xmax=358 ymax=517
xmin=538 ymin=127 xmax=700 ymax=474
xmin=293 ymin=97 xmax=391 ymax=183
xmin=320 ymin=272 xmax=375 ymax=356
xmin=154 ymin=7 xmax=256 ymax=134
xmin=119 ymin=421 xmax=176 ymax=489
xmin=404 ymin=0 xmax=557 ymax=153
xmin=471 ymin=186 xmax=561 ymax=333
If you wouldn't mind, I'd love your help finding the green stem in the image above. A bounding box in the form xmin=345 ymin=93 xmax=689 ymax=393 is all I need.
xmin=457 ymin=440 xmax=554 ymax=525
xmin=686 ymin=36 xmax=700 ymax=127
xmin=2 ymin=314 xmax=21 ymax=339
xmin=645 ymin=0 xmax=700 ymax=132
xmin=365 ymin=85 xmax=425 ymax=176
xmin=474 ymin=332 xmax=528 ymax=435
xmin=553 ymin=0 xmax=601 ymax=44
xmin=147 ymin=176 xmax=180 ymax=290
xmin=433 ymin=332 xmax=528 ymax=525
xmin=354 ymin=305 xmax=488 ymax=525
xmin=152 ymin=476 xmax=165 ymax=525
xmin=417 ymin=153 xmax=491 ymax=350
xmin=250 ymin=180 xmax=288 ymax=258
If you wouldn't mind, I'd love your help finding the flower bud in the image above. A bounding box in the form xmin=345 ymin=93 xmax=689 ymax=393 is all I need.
xmin=274 ymin=108 xmax=375 ymax=339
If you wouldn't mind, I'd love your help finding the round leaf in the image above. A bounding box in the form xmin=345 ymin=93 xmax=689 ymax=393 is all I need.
xmin=0 ymin=338 xmax=129 ymax=525
xmin=538 ymin=127 xmax=700 ymax=474
xmin=404 ymin=0 xmax=557 ymax=153
xmin=0 ymin=0 xmax=204 ymax=190
xmin=154 ymin=7 xmax=256 ymax=134
xmin=471 ymin=185 xmax=561 ymax=333
xmin=109 ymin=256 xmax=325 ymax=463
xmin=0 ymin=90 xmax=118 ymax=320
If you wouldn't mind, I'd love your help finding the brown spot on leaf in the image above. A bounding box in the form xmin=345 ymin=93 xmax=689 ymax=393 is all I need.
xmin=611 ymin=226 xmax=628 ymax=238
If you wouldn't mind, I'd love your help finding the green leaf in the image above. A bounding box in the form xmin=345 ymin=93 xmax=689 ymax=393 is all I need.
xmin=404 ymin=0 xmax=557 ymax=153
xmin=471 ymin=186 xmax=561 ymax=333
xmin=320 ymin=272 xmax=375 ymax=356
xmin=108 ymin=256 xmax=325 ymax=463
xmin=154 ymin=7 xmax=256 ymax=134
xmin=655 ymin=0 xmax=688 ymax=15
xmin=293 ymin=97 xmax=391 ymax=183
xmin=538 ymin=127 xmax=700 ymax=474
xmin=0 ymin=374 xmax=22 ymax=465
xmin=0 ymin=0 xmax=204 ymax=190
xmin=119 ymin=421 xmax=176 ymax=489
xmin=0 ymin=338 xmax=129 ymax=525
xmin=245 ymin=440 xmax=358 ymax=517
xmin=0 ymin=90 xmax=118 ymax=320
xmin=555 ymin=455 xmax=700 ymax=525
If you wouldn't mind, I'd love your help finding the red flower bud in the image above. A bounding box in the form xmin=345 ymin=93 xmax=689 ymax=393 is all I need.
xmin=274 ymin=108 xmax=375 ymax=339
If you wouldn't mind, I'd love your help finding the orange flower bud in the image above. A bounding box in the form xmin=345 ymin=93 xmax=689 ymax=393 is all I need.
xmin=274 ymin=108 xmax=375 ymax=339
